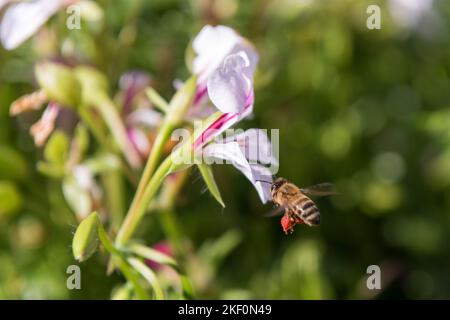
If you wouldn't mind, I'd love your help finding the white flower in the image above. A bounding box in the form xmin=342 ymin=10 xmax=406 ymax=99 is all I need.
xmin=201 ymin=129 xmax=278 ymax=203
xmin=0 ymin=0 xmax=67 ymax=50
xmin=192 ymin=51 xmax=255 ymax=149
xmin=192 ymin=25 xmax=258 ymax=86
xmin=207 ymin=51 xmax=254 ymax=114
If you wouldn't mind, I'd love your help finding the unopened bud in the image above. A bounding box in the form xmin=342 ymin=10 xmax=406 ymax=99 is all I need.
xmin=72 ymin=211 xmax=100 ymax=262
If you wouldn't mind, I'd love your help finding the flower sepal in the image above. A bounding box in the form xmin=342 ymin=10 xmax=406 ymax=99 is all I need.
xmin=72 ymin=211 xmax=101 ymax=262
xmin=197 ymin=163 xmax=225 ymax=208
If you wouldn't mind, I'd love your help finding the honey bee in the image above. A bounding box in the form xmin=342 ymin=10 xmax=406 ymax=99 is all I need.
xmin=269 ymin=178 xmax=335 ymax=234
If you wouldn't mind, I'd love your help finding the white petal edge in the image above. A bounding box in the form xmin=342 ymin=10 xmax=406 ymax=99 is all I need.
xmin=207 ymin=51 xmax=254 ymax=114
xmin=192 ymin=25 xmax=259 ymax=84
xmin=202 ymin=141 xmax=273 ymax=203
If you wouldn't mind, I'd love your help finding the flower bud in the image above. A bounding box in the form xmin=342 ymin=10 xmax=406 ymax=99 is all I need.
xmin=72 ymin=211 xmax=100 ymax=262
xmin=35 ymin=62 xmax=81 ymax=107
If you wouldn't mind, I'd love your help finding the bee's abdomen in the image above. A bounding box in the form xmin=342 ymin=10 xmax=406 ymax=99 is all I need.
xmin=295 ymin=198 xmax=320 ymax=226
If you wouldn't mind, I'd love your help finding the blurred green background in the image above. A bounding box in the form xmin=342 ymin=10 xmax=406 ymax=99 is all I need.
xmin=1 ymin=0 xmax=450 ymax=299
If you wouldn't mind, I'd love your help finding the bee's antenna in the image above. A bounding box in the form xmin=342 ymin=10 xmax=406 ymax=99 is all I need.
xmin=255 ymin=179 xmax=272 ymax=185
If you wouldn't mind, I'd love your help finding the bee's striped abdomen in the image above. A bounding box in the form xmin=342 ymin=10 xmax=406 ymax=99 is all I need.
xmin=293 ymin=195 xmax=320 ymax=226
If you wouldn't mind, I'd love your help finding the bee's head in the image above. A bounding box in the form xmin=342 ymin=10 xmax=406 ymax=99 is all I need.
xmin=271 ymin=177 xmax=287 ymax=193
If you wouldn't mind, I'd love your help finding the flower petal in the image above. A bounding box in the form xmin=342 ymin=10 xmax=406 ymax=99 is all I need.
xmin=207 ymin=51 xmax=254 ymax=114
xmin=192 ymin=25 xmax=259 ymax=84
xmin=202 ymin=141 xmax=273 ymax=203
xmin=219 ymin=128 xmax=279 ymax=168
xmin=0 ymin=0 xmax=65 ymax=50
xmin=193 ymin=112 xmax=239 ymax=149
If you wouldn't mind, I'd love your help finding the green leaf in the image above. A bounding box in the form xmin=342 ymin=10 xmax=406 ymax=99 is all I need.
xmin=35 ymin=62 xmax=81 ymax=107
xmin=72 ymin=212 xmax=100 ymax=262
xmin=197 ymin=163 xmax=225 ymax=208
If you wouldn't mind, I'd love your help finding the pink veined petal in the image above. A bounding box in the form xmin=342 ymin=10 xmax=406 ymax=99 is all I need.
xmin=193 ymin=84 xmax=208 ymax=106
xmin=207 ymin=51 xmax=254 ymax=114
xmin=191 ymin=101 xmax=254 ymax=150
xmin=192 ymin=112 xmax=239 ymax=149
xmin=0 ymin=0 xmax=66 ymax=50
xmin=202 ymin=141 xmax=273 ymax=203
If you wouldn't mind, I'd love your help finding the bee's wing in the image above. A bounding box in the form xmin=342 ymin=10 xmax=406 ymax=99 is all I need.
xmin=263 ymin=206 xmax=285 ymax=218
xmin=300 ymin=183 xmax=337 ymax=197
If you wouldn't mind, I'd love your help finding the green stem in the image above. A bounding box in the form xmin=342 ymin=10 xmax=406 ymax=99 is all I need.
xmin=130 ymin=120 xmax=174 ymax=208
xmin=115 ymin=257 xmax=150 ymax=300
xmin=126 ymin=242 xmax=194 ymax=299
xmin=115 ymin=156 xmax=173 ymax=246
xmin=97 ymin=219 xmax=150 ymax=299
xmin=127 ymin=257 xmax=165 ymax=300
xmin=120 ymin=76 xmax=197 ymax=244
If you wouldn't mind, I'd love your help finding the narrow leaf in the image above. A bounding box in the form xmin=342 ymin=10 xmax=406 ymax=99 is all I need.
xmin=145 ymin=87 xmax=169 ymax=113
xmin=127 ymin=257 xmax=165 ymax=300
xmin=127 ymin=243 xmax=178 ymax=270
xmin=197 ymin=163 xmax=225 ymax=207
